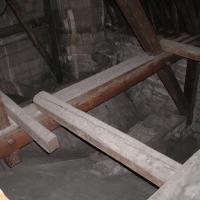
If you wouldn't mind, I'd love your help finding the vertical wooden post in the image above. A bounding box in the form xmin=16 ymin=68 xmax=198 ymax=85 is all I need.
xmin=115 ymin=0 xmax=187 ymax=115
xmin=184 ymin=60 xmax=200 ymax=125
xmin=0 ymin=96 xmax=10 ymax=130
xmin=158 ymin=65 xmax=187 ymax=115
xmin=115 ymin=0 xmax=161 ymax=54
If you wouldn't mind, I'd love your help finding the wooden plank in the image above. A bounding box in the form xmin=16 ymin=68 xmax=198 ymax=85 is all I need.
xmin=161 ymin=39 xmax=200 ymax=61
xmin=115 ymin=0 xmax=161 ymax=54
xmin=148 ymin=150 xmax=200 ymax=200
xmin=0 ymin=91 xmax=59 ymax=153
xmin=34 ymin=91 xmax=181 ymax=187
xmin=184 ymin=60 xmax=200 ymax=125
xmin=0 ymin=96 xmax=10 ymax=130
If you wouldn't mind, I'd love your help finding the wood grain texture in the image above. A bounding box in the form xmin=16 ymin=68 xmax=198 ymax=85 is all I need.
xmin=161 ymin=39 xmax=200 ymax=61
xmin=34 ymin=91 xmax=181 ymax=187
xmin=0 ymin=91 xmax=59 ymax=153
xmin=0 ymin=50 xmax=191 ymax=157
xmin=148 ymin=150 xmax=200 ymax=200
xmin=115 ymin=0 xmax=161 ymax=54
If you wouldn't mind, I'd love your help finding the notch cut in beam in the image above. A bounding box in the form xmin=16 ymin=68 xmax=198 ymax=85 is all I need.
xmin=161 ymin=39 xmax=200 ymax=61
xmin=34 ymin=91 xmax=181 ymax=187
xmin=148 ymin=150 xmax=200 ymax=200
xmin=0 ymin=91 xmax=59 ymax=153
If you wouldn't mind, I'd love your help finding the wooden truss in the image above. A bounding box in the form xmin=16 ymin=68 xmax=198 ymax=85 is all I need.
xmin=1 ymin=0 xmax=200 ymax=199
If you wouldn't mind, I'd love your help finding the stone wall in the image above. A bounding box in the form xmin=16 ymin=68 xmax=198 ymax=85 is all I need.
xmin=0 ymin=0 xmax=56 ymax=98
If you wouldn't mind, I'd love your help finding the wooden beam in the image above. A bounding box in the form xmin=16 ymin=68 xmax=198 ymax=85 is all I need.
xmin=34 ymin=91 xmax=181 ymax=187
xmin=115 ymin=0 xmax=161 ymax=54
xmin=0 ymin=91 xmax=59 ymax=153
xmin=0 ymin=45 xmax=195 ymax=158
xmin=148 ymin=150 xmax=200 ymax=200
xmin=115 ymin=0 xmax=187 ymax=116
xmin=0 ymin=96 xmax=10 ymax=130
xmin=158 ymin=66 xmax=188 ymax=115
xmin=184 ymin=60 xmax=200 ymax=125
xmin=161 ymin=39 xmax=200 ymax=61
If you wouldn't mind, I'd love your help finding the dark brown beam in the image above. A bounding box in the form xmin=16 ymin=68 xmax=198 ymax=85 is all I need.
xmin=115 ymin=0 xmax=161 ymax=54
xmin=161 ymin=39 xmax=200 ymax=61
xmin=115 ymin=0 xmax=187 ymax=115
xmin=6 ymin=0 xmax=63 ymax=83
xmin=184 ymin=60 xmax=200 ymax=125
xmin=43 ymin=0 xmax=62 ymax=76
xmin=0 ymin=96 xmax=10 ymax=130
xmin=158 ymin=65 xmax=188 ymax=115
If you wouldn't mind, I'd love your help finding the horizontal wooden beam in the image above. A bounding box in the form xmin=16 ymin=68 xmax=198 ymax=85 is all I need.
xmin=0 ymin=49 xmax=193 ymax=157
xmin=148 ymin=150 xmax=200 ymax=199
xmin=0 ymin=34 xmax=199 ymax=157
xmin=161 ymin=39 xmax=200 ymax=61
xmin=0 ymin=91 xmax=59 ymax=153
xmin=34 ymin=91 xmax=181 ymax=187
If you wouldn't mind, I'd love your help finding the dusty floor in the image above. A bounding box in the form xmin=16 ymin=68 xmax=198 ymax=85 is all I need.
xmin=0 ymin=153 xmax=156 ymax=200
xmin=0 ymin=125 xmax=157 ymax=200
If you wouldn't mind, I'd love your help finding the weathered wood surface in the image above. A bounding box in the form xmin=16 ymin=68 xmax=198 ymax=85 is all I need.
xmin=184 ymin=60 xmax=200 ymax=125
xmin=0 ymin=96 xmax=10 ymax=130
xmin=0 ymin=91 xmax=59 ymax=153
xmin=148 ymin=150 xmax=200 ymax=200
xmin=115 ymin=0 xmax=187 ymax=116
xmin=0 ymin=40 xmax=196 ymax=157
xmin=161 ymin=39 xmax=200 ymax=61
xmin=115 ymin=0 xmax=161 ymax=54
xmin=34 ymin=91 xmax=181 ymax=187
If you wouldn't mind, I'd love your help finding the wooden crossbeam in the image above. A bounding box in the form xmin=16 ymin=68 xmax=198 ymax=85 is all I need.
xmin=148 ymin=150 xmax=200 ymax=199
xmin=115 ymin=0 xmax=187 ymax=116
xmin=0 ymin=91 xmax=59 ymax=153
xmin=158 ymin=66 xmax=188 ymax=115
xmin=115 ymin=0 xmax=161 ymax=54
xmin=161 ymin=39 xmax=200 ymax=61
xmin=0 ymin=40 xmax=196 ymax=158
xmin=34 ymin=91 xmax=181 ymax=187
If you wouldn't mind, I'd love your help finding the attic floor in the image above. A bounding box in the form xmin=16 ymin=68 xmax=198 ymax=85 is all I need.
xmin=0 ymin=142 xmax=156 ymax=200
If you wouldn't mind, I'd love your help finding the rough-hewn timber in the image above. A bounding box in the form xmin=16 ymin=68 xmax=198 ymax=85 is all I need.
xmin=34 ymin=91 xmax=181 ymax=187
